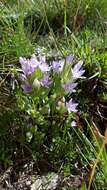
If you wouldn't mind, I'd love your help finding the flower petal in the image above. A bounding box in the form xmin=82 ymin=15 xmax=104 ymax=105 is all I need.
xmin=21 ymin=83 xmax=32 ymax=93
xmin=66 ymin=54 xmax=74 ymax=63
xmin=63 ymin=82 xmax=77 ymax=93
xmin=66 ymin=99 xmax=78 ymax=113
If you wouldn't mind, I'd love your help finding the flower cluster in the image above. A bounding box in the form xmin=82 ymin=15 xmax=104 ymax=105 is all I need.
xmin=19 ymin=54 xmax=85 ymax=114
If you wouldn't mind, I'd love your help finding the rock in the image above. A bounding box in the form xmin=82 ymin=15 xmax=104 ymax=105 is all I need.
xmin=31 ymin=173 xmax=59 ymax=190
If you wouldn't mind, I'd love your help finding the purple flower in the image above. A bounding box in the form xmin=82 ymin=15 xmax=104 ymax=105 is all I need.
xmin=19 ymin=74 xmax=27 ymax=81
xmin=51 ymin=55 xmax=73 ymax=73
xmin=63 ymin=82 xmax=77 ymax=93
xmin=66 ymin=54 xmax=74 ymax=63
xmin=52 ymin=61 xmax=61 ymax=72
xmin=38 ymin=55 xmax=46 ymax=64
xmin=19 ymin=55 xmax=50 ymax=76
xmin=38 ymin=55 xmax=50 ymax=72
xmin=41 ymin=75 xmax=52 ymax=88
xmin=72 ymin=60 xmax=85 ymax=80
xmin=51 ymin=59 xmax=64 ymax=72
xmin=21 ymin=83 xmax=32 ymax=93
xmin=66 ymin=99 xmax=78 ymax=113
xmin=19 ymin=56 xmax=38 ymax=76
xmin=39 ymin=63 xmax=50 ymax=72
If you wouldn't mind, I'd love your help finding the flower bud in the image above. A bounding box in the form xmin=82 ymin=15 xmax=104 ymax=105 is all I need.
xmin=51 ymin=93 xmax=57 ymax=100
xmin=61 ymin=97 xmax=65 ymax=103
xmin=57 ymin=101 xmax=65 ymax=108
xmin=33 ymin=78 xmax=41 ymax=90
xmin=26 ymin=132 xmax=32 ymax=142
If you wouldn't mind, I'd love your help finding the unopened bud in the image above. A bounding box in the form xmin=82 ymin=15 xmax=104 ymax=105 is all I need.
xmin=26 ymin=132 xmax=32 ymax=142
xmin=58 ymin=101 xmax=65 ymax=108
xmin=51 ymin=93 xmax=57 ymax=100
xmin=33 ymin=79 xmax=41 ymax=90
xmin=61 ymin=97 xmax=65 ymax=103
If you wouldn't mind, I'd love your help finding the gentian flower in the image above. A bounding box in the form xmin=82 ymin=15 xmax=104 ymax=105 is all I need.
xmin=21 ymin=83 xmax=32 ymax=93
xmin=38 ymin=55 xmax=46 ymax=63
xmin=66 ymin=54 xmax=74 ymax=63
xmin=63 ymin=82 xmax=77 ymax=93
xmin=66 ymin=99 xmax=78 ymax=113
xmin=51 ymin=59 xmax=64 ymax=72
xmin=41 ymin=75 xmax=52 ymax=88
xmin=19 ymin=55 xmax=50 ymax=77
xmin=52 ymin=61 xmax=61 ymax=72
xmin=38 ymin=55 xmax=50 ymax=72
xmin=51 ymin=54 xmax=73 ymax=73
xmin=19 ymin=56 xmax=38 ymax=76
xmin=19 ymin=73 xmax=27 ymax=81
xmin=39 ymin=63 xmax=50 ymax=72
xmin=72 ymin=60 xmax=85 ymax=80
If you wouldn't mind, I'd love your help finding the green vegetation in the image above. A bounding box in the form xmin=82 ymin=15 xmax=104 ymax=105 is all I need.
xmin=0 ymin=0 xmax=107 ymax=189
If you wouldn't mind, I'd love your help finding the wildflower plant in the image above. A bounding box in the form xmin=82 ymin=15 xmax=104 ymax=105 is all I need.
xmin=18 ymin=52 xmax=85 ymax=162
xmin=19 ymin=54 xmax=84 ymax=110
